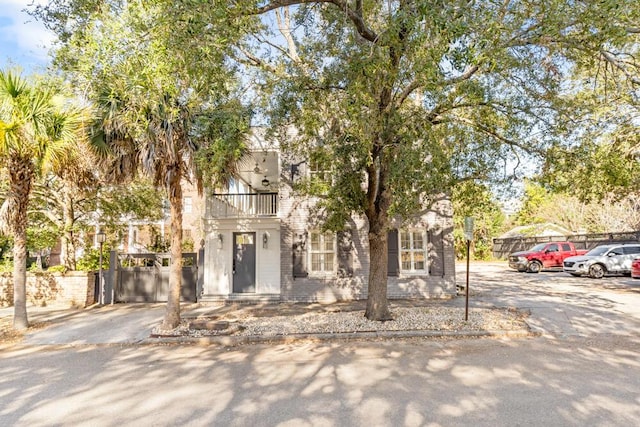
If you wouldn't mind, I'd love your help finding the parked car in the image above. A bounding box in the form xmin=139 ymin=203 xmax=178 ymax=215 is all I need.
xmin=508 ymin=241 xmax=588 ymax=273
xmin=563 ymin=243 xmax=640 ymax=278
xmin=631 ymin=257 xmax=640 ymax=279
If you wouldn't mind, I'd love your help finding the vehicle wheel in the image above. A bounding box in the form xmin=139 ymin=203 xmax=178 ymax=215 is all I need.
xmin=570 ymin=273 xmax=581 ymax=277
xmin=527 ymin=260 xmax=542 ymax=273
xmin=589 ymin=264 xmax=605 ymax=279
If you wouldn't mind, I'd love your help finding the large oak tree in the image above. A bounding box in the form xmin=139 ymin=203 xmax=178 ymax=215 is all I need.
xmin=233 ymin=1 xmax=639 ymax=319
xmin=34 ymin=0 xmax=639 ymax=322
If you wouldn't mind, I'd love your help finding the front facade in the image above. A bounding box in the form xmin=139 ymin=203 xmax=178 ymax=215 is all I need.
xmin=201 ymin=136 xmax=456 ymax=303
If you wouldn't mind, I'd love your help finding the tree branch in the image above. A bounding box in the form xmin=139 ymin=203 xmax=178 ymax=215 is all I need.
xmin=444 ymin=65 xmax=480 ymax=86
xmin=600 ymin=50 xmax=640 ymax=85
xmin=395 ymin=80 xmax=421 ymax=107
xmin=235 ymin=45 xmax=288 ymax=77
xmin=397 ymin=63 xmax=480 ymax=109
xmin=252 ymin=33 xmax=294 ymax=59
xmin=455 ymin=116 xmax=542 ymax=155
xmin=276 ymin=7 xmax=300 ymax=62
xmin=248 ymin=0 xmax=379 ymax=43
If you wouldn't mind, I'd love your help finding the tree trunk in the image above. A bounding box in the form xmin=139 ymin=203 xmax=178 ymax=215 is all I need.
xmin=162 ymin=171 xmax=183 ymax=330
xmin=60 ymin=186 xmax=76 ymax=270
xmin=9 ymin=159 xmax=33 ymax=330
xmin=12 ymin=232 xmax=29 ymax=330
xmin=364 ymin=147 xmax=394 ymax=321
xmin=366 ymin=227 xmax=393 ymax=320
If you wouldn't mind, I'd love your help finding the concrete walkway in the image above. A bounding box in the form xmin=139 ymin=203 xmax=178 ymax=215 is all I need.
xmin=0 ymin=304 xmax=165 ymax=345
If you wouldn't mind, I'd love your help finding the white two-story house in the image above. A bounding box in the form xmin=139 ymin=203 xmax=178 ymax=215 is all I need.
xmin=201 ymin=133 xmax=456 ymax=303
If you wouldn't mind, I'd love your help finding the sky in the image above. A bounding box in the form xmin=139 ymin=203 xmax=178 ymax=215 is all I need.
xmin=0 ymin=0 xmax=54 ymax=73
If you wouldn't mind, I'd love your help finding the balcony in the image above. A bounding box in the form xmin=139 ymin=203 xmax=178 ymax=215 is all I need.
xmin=207 ymin=193 xmax=278 ymax=218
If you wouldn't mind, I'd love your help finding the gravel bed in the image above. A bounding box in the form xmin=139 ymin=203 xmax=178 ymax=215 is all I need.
xmin=152 ymin=307 xmax=529 ymax=338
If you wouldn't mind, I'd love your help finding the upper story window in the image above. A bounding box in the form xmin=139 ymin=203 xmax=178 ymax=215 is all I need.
xmin=309 ymin=156 xmax=332 ymax=187
xmin=400 ymin=230 xmax=427 ymax=272
xmin=184 ymin=196 xmax=193 ymax=214
xmin=309 ymin=231 xmax=335 ymax=273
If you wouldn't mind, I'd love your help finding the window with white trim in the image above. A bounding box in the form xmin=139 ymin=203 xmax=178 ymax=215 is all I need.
xmin=400 ymin=230 xmax=427 ymax=272
xmin=309 ymin=231 xmax=335 ymax=273
xmin=184 ymin=196 xmax=193 ymax=214
xmin=309 ymin=157 xmax=331 ymax=186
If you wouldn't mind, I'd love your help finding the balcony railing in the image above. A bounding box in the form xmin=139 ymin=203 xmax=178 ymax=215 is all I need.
xmin=207 ymin=193 xmax=278 ymax=218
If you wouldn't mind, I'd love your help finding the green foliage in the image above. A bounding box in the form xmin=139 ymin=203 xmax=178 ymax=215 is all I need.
xmin=1 ymin=68 xmax=92 ymax=327
xmin=35 ymin=0 xmax=250 ymax=193
xmin=76 ymin=247 xmax=111 ymax=272
xmin=452 ymin=182 xmax=505 ymax=260
xmin=512 ymin=181 xmax=550 ymax=225
xmin=148 ymin=233 xmax=170 ymax=253
xmin=0 ymin=258 xmax=12 ymax=272
xmin=510 ymin=188 xmax=640 ymax=233
xmin=539 ymin=138 xmax=640 ymax=202
xmin=46 ymin=265 xmax=68 ymax=273
xmin=536 ymin=28 xmax=640 ymax=202
xmin=98 ymin=179 xmax=165 ymax=225
xmin=193 ymin=100 xmax=252 ymax=189
xmin=27 ymin=0 xmax=640 ymax=320
xmin=145 ymin=233 xmax=194 ymax=253
xmin=27 ymin=262 xmax=43 ymax=272
xmin=243 ymin=0 xmax=640 ymax=234
xmin=26 ymin=227 xmax=59 ymax=253
xmin=181 ymin=237 xmax=195 ymax=253
xmin=25 ymin=175 xmax=165 ymax=270
xmin=0 ymin=233 xmax=10 ymax=261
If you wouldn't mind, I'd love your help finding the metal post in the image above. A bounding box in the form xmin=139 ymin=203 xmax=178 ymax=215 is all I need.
xmin=96 ymin=231 xmax=106 ymax=305
xmin=465 ymin=239 xmax=470 ymax=321
xmin=110 ymin=266 xmax=114 ymax=305
xmin=463 ymin=217 xmax=474 ymax=322
xmin=99 ymin=241 xmax=104 ymax=305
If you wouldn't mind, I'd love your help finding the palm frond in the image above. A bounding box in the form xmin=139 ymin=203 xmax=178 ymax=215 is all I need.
xmin=0 ymin=69 xmax=29 ymax=100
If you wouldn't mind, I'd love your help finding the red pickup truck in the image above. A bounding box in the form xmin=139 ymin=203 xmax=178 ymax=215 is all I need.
xmin=508 ymin=242 xmax=588 ymax=273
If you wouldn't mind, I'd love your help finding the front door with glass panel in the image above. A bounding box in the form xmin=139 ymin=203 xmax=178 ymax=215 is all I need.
xmin=233 ymin=232 xmax=256 ymax=293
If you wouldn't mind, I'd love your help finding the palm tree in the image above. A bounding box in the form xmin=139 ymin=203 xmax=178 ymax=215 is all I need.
xmin=0 ymin=69 xmax=89 ymax=329
xmin=92 ymin=81 xmax=249 ymax=329
xmin=31 ymin=0 xmax=250 ymax=329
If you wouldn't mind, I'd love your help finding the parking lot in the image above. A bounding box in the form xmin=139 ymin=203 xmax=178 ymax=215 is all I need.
xmin=460 ymin=261 xmax=640 ymax=338
xmin=464 ymin=260 xmax=640 ymax=292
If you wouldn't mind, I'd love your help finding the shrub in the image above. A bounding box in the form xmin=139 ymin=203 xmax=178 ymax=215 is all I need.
xmin=47 ymin=265 xmax=68 ymax=273
xmin=76 ymin=248 xmax=110 ymax=272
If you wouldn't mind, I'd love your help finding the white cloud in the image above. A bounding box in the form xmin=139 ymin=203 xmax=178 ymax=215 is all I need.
xmin=0 ymin=0 xmax=55 ymax=67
